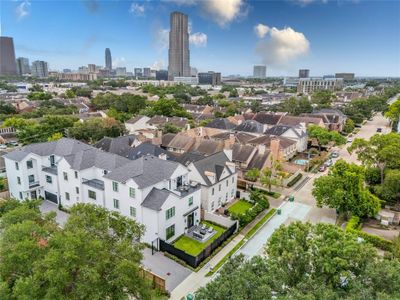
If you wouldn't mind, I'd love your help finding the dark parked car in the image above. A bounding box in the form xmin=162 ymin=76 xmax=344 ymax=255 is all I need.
xmin=376 ymin=128 xmax=382 ymax=132
xmin=319 ymin=165 xmax=326 ymax=172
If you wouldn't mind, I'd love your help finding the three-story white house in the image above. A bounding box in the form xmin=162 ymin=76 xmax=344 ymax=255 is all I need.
xmin=186 ymin=151 xmax=237 ymax=212
xmin=4 ymin=138 xmax=201 ymax=246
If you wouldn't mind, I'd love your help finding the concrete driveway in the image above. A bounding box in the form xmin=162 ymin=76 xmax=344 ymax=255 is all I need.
xmin=40 ymin=200 xmax=69 ymax=227
xmin=142 ymin=248 xmax=192 ymax=292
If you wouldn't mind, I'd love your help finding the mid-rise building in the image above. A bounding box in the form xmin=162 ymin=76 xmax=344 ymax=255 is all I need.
xmin=297 ymin=78 xmax=344 ymax=94
xmin=115 ymin=67 xmax=127 ymax=77
xmin=56 ymin=72 xmax=97 ymax=81
xmin=4 ymin=138 xmax=201 ymax=245
xmin=31 ymin=60 xmax=49 ymax=78
xmin=105 ymin=48 xmax=112 ymax=70
xmin=143 ymin=67 xmax=151 ymax=78
xmin=198 ymin=71 xmax=221 ymax=85
xmin=16 ymin=57 xmax=30 ymax=76
xmin=283 ymin=77 xmax=299 ymax=87
xmin=335 ymin=73 xmax=355 ymax=81
xmin=134 ymin=68 xmax=142 ymax=77
xmin=253 ymin=65 xmax=266 ymax=79
xmin=78 ymin=66 xmax=89 ymax=74
xmin=0 ymin=36 xmax=18 ymax=76
xmin=156 ymin=70 xmax=168 ymax=81
xmin=174 ymin=76 xmax=198 ymax=85
xmin=63 ymin=68 xmax=72 ymax=73
xmin=88 ymin=64 xmax=96 ymax=73
xmin=168 ymin=11 xmax=190 ymax=80
xmin=298 ymin=69 xmax=310 ymax=78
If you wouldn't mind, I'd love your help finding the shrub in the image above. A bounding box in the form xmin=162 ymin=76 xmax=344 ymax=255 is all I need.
xmin=348 ymin=229 xmax=393 ymax=251
xmin=365 ymin=167 xmax=381 ymax=185
xmin=287 ymin=173 xmax=303 ymax=187
xmin=345 ymin=216 xmax=362 ymax=231
xmin=231 ymin=190 xmax=270 ymax=227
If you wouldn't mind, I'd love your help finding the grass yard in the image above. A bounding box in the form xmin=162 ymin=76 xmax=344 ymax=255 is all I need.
xmin=173 ymin=221 xmax=226 ymax=256
xmin=228 ymin=199 xmax=253 ymax=215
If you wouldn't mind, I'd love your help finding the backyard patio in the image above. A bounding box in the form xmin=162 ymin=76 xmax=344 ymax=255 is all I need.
xmin=173 ymin=221 xmax=226 ymax=256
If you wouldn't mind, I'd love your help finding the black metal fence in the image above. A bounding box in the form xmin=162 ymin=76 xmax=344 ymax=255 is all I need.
xmin=159 ymin=223 xmax=237 ymax=268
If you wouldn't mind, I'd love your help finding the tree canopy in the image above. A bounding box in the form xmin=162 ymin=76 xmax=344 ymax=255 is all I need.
xmin=0 ymin=200 xmax=152 ymax=299
xmin=312 ymin=159 xmax=381 ymax=217
xmin=307 ymin=125 xmax=346 ymax=149
xmin=196 ymin=222 xmax=400 ymax=300
xmin=311 ymin=90 xmax=335 ymax=109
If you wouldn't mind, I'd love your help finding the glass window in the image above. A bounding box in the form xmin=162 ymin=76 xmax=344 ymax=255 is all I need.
xmin=88 ymin=190 xmax=96 ymax=200
xmin=113 ymin=199 xmax=120 ymax=209
xmin=112 ymin=181 xmax=118 ymax=192
xmin=166 ymin=207 xmax=175 ymax=220
xmin=19 ymin=192 xmax=22 ymax=199
xmin=211 ymin=201 xmax=215 ymax=210
xmin=129 ymin=187 xmax=136 ymax=198
xmin=212 ymin=187 xmax=214 ymax=195
xmin=27 ymin=160 xmax=33 ymax=169
xmin=188 ymin=196 xmax=193 ymax=206
xmin=226 ymin=179 xmax=228 ymax=187
xmin=46 ymin=175 xmax=52 ymax=183
xmin=130 ymin=206 xmax=136 ymax=217
xmin=219 ymin=184 xmax=221 ymax=191
xmin=232 ymin=177 xmax=234 ymax=183
xmin=15 ymin=162 xmax=19 ymax=170
xmin=226 ymin=192 xmax=228 ymax=201
xmin=17 ymin=176 xmax=21 ymax=185
xmin=74 ymin=171 xmax=78 ymax=179
xmin=65 ymin=192 xmax=70 ymax=201
xmin=76 ymin=187 xmax=79 ymax=194
xmin=50 ymin=155 xmax=55 ymax=166
xmin=231 ymin=189 xmax=234 ymax=197
xmin=63 ymin=172 xmax=68 ymax=181
xmin=166 ymin=224 xmax=175 ymax=240
xmin=28 ymin=174 xmax=35 ymax=183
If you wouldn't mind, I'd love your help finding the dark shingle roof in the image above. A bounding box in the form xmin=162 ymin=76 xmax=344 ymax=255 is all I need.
xmin=232 ymin=144 xmax=255 ymax=163
xmin=252 ymin=112 xmax=283 ymax=125
xmin=191 ymin=152 xmax=233 ymax=186
xmin=235 ymin=120 xmax=264 ymax=133
xmin=127 ymin=143 xmax=169 ymax=160
xmin=205 ymin=118 xmax=236 ymax=130
xmin=171 ymin=152 xmax=205 ymax=166
xmin=247 ymin=150 xmax=270 ymax=170
xmin=94 ymin=135 xmax=137 ymax=157
xmin=141 ymin=188 xmax=171 ymax=211
xmin=265 ymin=125 xmax=305 ymax=138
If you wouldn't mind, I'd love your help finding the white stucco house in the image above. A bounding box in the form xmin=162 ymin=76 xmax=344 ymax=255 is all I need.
xmin=4 ymin=138 xmax=201 ymax=246
xmin=265 ymin=124 xmax=308 ymax=153
xmin=187 ymin=151 xmax=237 ymax=212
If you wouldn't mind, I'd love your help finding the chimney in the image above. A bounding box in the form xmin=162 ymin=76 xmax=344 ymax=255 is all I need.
xmin=270 ymin=137 xmax=281 ymax=162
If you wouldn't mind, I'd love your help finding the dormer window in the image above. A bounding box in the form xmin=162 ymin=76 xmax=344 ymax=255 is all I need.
xmin=49 ymin=155 xmax=55 ymax=166
xmin=26 ymin=160 xmax=33 ymax=169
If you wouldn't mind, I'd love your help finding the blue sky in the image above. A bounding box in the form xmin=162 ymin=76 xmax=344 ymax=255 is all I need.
xmin=1 ymin=0 xmax=399 ymax=76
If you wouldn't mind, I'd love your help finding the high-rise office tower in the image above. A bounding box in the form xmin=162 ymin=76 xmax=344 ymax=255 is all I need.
xmin=31 ymin=61 xmax=49 ymax=78
xmin=16 ymin=57 xmax=30 ymax=76
xmin=253 ymin=65 xmax=266 ymax=79
xmin=143 ymin=67 xmax=151 ymax=78
xmin=88 ymin=64 xmax=96 ymax=73
xmin=168 ymin=11 xmax=190 ymax=80
xmin=299 ymin=69 xmax=310 ymax=78
xmin=105 ymin=48 xmax=112 ymax=70
xmin=0 ymin=37 xmax=18 ymax=76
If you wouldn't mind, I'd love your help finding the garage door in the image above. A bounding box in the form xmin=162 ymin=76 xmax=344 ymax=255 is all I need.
xmin=44 ymin=191 xmax=58 ymax=204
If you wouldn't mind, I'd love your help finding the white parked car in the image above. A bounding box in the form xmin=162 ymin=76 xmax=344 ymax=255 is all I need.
xmin=0 ymin=144 xmax=6 ymax=149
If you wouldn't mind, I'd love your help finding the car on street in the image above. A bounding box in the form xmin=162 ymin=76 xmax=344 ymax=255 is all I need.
xmin=324 ymin=159 xmax=333 ymax=167
xmin=330 ymin=151 xmax=339 ymax=158
xmin=376 ymin=128 xmax=382 ymax=132
xmin=7 ymin=141 xmax=18 ymax=147
xmin=347 ymin=137 xmax=353 ymax=143
xmin=319 ymin=165 xmax=327 ymax=172
xmin=0 ymin=144 xmax=7 ymax=149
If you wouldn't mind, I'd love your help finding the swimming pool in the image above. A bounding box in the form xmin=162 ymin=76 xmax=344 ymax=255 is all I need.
xmin=294 ymin=159 xmax=308 ymax=165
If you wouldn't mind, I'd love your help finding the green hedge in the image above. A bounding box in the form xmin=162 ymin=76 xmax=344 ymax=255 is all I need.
xmin=286 ymin=173 xmax=303 ymax=187
xmin=345 ymin=216 xmax=393 ymax=251
xmin=230 ymin=190 xmax=269 ymax=227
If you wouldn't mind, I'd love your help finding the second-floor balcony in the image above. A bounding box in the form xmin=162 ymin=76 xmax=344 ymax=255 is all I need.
xmin=42 ymin=165 xmax=58 ymax=175
xmin=29 ymin=181 xmax=40 ymax=188
xmin=173 ymin=181 xmax=200 ymax=197
xmin=82 ymin=178 xmax=104 ymax=190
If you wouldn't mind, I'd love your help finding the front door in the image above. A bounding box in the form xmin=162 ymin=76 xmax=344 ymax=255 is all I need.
xmin=187 ymin=212 xmax=194 ymax=229
xmin=30 ymin=190 xmax=37 ymax=199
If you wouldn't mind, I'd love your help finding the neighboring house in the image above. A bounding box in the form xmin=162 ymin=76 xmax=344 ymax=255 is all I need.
xmin=181 ymin=104 xmax=213 ymax=115
xmin=301 ymin=109 xmax=347 ymax=131
xmin=205 ymin=118 xmax=236 ymax=131
xmin=235 ymin=120 xmax=264 ymax=134
xmin=265 ymin=125 xmax=307 ymax=152
xmin=187 ymin=151 xmax=237 ymax=212
xmin=147 ymin=116 xmax=189 ymax=130
xmin=209 ymin=131 xmax=257 ymax=146
xmin=4 ymin=138 xmax=201 ymax=245
xmin=124 ymin=115 xmax=151 ymax=134
xmin=252 ymin=112 xmax=285 ymax=131
xmin=278 ymin=115 xmax=325 ymax=128
xmin=248 ymin=135 xmax=297 ymax=161
xmin=231 ymin=143 xmax=270 ymax=176
xmin=94 ymin=135 xmax=140 ymax=158
xmin=161 ymin=134 xmax=195 ymax=154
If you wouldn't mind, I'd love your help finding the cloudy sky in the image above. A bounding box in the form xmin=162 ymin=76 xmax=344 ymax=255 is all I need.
xmin=1 ymin=0 xmax=399 ymax=76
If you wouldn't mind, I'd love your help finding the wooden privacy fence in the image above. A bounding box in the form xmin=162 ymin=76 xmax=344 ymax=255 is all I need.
xmin=140 ymin=268 xmax=166 ymax=293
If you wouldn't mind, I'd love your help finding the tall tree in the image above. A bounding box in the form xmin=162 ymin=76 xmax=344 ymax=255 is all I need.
xmin=312 ymin=159 xmax=381 ymax=217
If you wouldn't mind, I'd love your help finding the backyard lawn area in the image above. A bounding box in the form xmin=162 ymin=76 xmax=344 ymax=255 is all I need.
xmin=228 ymin=199 xmax=253 ymax=215
xmin=173 ymin=221 xmax=226 ymax=256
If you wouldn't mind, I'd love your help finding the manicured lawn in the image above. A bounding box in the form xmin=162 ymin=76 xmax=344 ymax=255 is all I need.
xmin=228 ymin=200 xmax=253 ymax=215
xmin=173 ymin=221 xmax=226 ymax=256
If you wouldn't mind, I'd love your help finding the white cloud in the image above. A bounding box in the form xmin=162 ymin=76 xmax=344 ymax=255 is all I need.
xmin=200 ymin=0 xmax=247 ymax=27
xmin=16 ymin=0 xmax=31 ymax=21
xmin=164 ymin=0 xmax=247 ymax=26
xmin=293 ymin=0 xmax=328 ymax=6
xmin=254 ymin=23 xmax=269 ymax=38
xmin=189 ymin=32 xmax=207 ymax=47
xmin=129 ymin=3 xmax=145 ymax=16
xmin=113 ymin=57 xmax=126 ymax=67
xmin=255 ymin=26 xmax=310 ymax=67
xmin=156 ymin=28 xmax=170 ymax=49
xmin=151 ymin=60 xmax=165 ymax=70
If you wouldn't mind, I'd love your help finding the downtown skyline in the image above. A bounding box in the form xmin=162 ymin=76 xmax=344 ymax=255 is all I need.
xmin=1 ymin=0 xmax=400 ymax=77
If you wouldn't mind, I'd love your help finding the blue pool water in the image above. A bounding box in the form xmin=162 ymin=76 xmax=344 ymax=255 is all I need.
xmin=294 ymin=159 xmax=308 ymax=165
